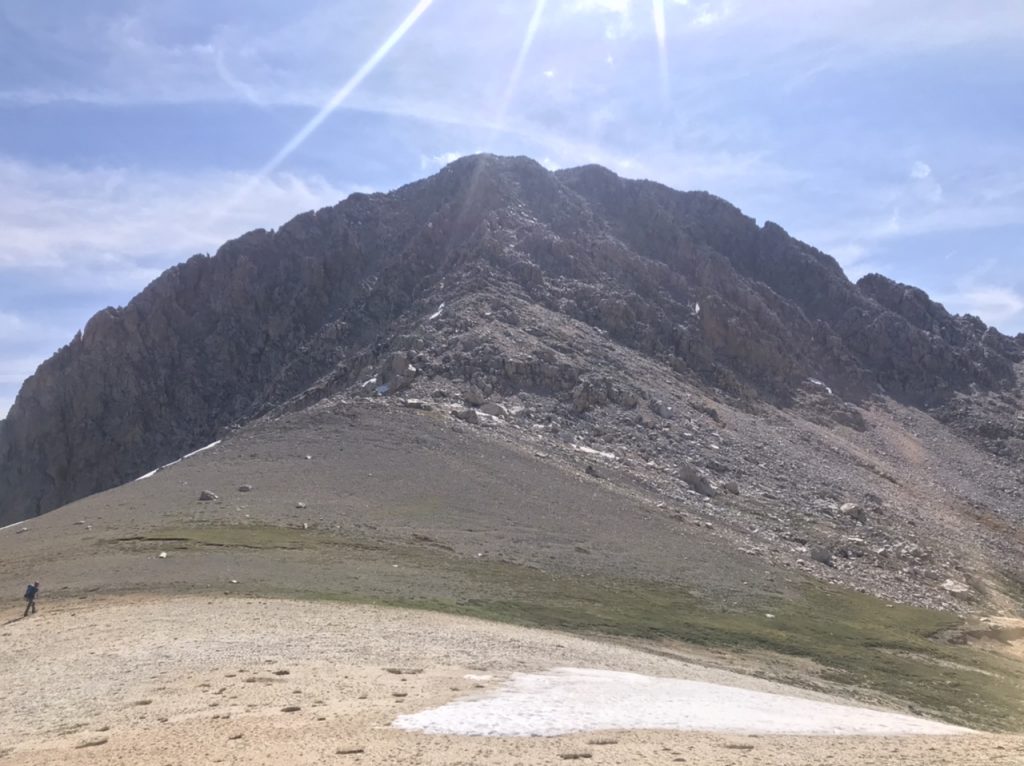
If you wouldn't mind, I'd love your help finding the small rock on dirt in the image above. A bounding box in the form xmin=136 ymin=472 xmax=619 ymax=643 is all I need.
xmin=678 ymin=462 xmax=717 ymax=497
xmin=809 ymin=545 xmax=834 ymax=567
xmin=199 ymin=490 xmax=218 ymax=501
xmin=841 ymin=502 xmax=868 ymax=523
xmin=75 ymin=738 xmax=109 ymax=749
xmin=941 ymin=578 xmax=971 ymax=594
xmin=400 ymin=398 xmax=433 ymax=411
xmin=649 ymin=399 xmax=673 ymax=418
xmin=479 ymin=402 xmax=509 ymax=418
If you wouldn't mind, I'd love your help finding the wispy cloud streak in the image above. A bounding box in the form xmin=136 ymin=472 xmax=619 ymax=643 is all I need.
xmin=256 ymin=0 xmax=435 ymax=180
xmin=652 ymin=0 xmax=669 ymax=104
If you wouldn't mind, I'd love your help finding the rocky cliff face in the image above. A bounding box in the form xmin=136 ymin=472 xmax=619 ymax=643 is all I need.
xmin=1 ymin=154 xmax=1021 ymax=523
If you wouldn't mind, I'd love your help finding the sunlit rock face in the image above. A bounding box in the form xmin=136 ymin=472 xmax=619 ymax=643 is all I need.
xmin=1 ymin=154 xmax=1021 ymax=523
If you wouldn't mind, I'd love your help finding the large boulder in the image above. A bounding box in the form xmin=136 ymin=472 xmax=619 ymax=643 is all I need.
xmin=378 ymin=352 xmax=417 ymax=394
xmin=678 ymin=462 xmax=717 ymax=497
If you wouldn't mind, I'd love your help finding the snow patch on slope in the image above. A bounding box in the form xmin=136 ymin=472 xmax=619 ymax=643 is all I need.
xmin=135 ymin=440 xmax=222 ymax=481
xmin=393 ymin=667 xmax=970 ymax=737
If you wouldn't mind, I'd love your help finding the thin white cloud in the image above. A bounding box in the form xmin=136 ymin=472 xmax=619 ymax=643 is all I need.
xmin=214 ymin=48 xmax=265 ymax=106
xmin=826 ymin=243 xmax=870 ymax=269
xmin=908 ymin=161 xmax=943 ymax=203
xmin=936 ymin=258 xmax=1024 ymax=329
xmin=334 ymin=90 xmax=801 ymax=194
xmin=0 ymin=312 xmax=68 ymax=349
xmin=800 ymin=158 xmax=1023 ymax=270
xmin=0 ymin=312 xmax=27 ymax=342
xmin=0 ymin=351 xmax=51 ymax=418
xmin=0 ymin=158 xmax=354 ymax=409
xmin=954 ymin=286 xmax=1024 ymax=324
xmin=568 ymin=0 xmax=632 ymax=14
xmin=251 ymin=0 xmax=435 ymax=186
xmin=420 ymin=151 xmax=466 ymax=170
xmin=688 ymin=2 xmax=732 ymax=27
xmin=563 ymin=0 xmax=635 ymax=38
xmin=1 ymin=0 xmax=1020 ymax=112
xmin=0 ymin=354 xmax=48 ymax=384
xmin=0 ymin=157 xmax=351 ymax=277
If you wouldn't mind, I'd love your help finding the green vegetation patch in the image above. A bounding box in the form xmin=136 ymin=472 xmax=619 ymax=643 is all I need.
xmin=111 ymin=521 xmax=1024 ymax=731
xmin=285 ymin=553 xmax=1024 ymax=732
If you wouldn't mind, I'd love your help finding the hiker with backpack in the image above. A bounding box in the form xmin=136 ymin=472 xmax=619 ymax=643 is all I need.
xmin=23 ymin=582 xmax=39 ymax=617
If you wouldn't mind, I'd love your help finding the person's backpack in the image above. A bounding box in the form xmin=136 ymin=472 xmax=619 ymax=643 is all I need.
xmin=24 ymin=585 xmax=36 ymax=600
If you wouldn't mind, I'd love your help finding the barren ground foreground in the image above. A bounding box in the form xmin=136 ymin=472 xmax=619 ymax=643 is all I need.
xmin=0 ymin=597 xmax=1021 ymax=766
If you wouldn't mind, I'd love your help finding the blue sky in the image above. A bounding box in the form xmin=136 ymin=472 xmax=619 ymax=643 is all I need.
xmin=2 ymin=0 xmax=1023 ymax=417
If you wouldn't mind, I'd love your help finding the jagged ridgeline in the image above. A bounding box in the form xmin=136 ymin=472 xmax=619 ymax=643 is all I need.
xmin=1 ymin=154 xmax=1021 ymax=522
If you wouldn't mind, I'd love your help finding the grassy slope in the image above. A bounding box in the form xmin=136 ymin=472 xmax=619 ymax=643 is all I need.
xmin=121 ymin=521 xmax=1024 ymax=732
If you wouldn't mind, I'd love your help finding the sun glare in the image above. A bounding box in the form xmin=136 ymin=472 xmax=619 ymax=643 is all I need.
xmin=228 ymin=0 xmax=435 ymax=212
xmin=497 ymin=0 xmax=549 ymax=126
xmin=652 ymin=0 xmax=670 ymax=103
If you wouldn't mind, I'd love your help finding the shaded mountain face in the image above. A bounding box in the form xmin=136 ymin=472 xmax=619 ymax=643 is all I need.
xmin=1 ymin=154 xmax=1022 ymax=523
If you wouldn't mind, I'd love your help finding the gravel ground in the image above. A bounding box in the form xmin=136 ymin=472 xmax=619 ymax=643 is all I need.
xmin=1 ymin=596 xmax=1021 ymax=766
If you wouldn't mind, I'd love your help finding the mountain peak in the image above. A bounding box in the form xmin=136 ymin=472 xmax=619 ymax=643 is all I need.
xmin=1 ymin=156 xmax=1021 ymax=522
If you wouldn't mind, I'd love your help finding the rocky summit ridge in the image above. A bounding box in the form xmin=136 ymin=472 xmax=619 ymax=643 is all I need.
xmin=2 ymin=154 xmax=1023 ymax=608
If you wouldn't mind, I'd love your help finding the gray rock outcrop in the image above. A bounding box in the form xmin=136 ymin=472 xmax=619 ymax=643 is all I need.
xmin=1 ymin=153 xmax=1021 ymax=523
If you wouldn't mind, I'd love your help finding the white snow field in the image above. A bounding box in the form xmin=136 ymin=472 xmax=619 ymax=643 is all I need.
xmin=393 ymin=667 xmax=972 ymax=737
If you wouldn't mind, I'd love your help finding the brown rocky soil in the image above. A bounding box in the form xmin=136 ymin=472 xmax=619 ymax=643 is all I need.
xmin=2 ymin=597 xmax=1021 ymax=766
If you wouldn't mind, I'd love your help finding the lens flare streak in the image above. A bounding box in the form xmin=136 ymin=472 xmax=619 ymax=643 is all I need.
xmin=652 ymin=0 xmax=670 ymax=104
xmin=257 ymin=0 xmax=435 ymax=180
xmin=497 ymin=0 xmax=549 ymax=125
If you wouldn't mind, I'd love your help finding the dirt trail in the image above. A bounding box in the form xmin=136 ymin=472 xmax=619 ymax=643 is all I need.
xmin=0 ymin=596 xmax=1020 ymax=765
